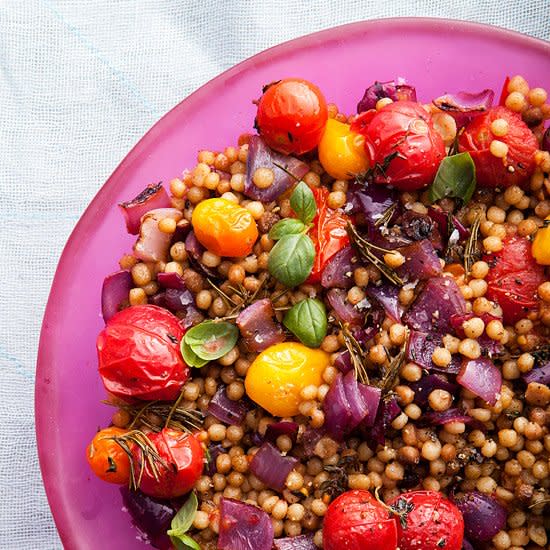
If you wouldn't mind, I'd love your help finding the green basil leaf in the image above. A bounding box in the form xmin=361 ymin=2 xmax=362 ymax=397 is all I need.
xmin=290 ymin=181 xmax=317 ymax=224
xmin=168 ymin=492 xmax=198 ymax=537
xmin=428 ymin=152 xmax=476 ymax=205
xmin=180 ymin=339 xmax=209 ymax=368
xmin=185 ymin=320 xmax=238 ymax=360
xmin=269 ymin=218 xmax=306 ymax=240
xmin=283 ymin=298 xmax=327 ymax=348
xmin=268 ymin=233 xmax=315 ymax=288
xmin=170 ymin=535 xmax=201 ymax=550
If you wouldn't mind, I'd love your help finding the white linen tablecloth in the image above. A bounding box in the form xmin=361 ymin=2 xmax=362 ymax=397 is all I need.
xmin=0 ymin=1 xmax=548 ymax=548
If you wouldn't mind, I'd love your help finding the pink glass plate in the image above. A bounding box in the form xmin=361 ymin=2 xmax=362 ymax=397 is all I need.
xmin=36 ymin=18 xmax=550 ymax=550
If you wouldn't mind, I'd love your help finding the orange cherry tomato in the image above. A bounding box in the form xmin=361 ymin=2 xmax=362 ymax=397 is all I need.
xmin=307 ymin=187 xmax=350 ymax=283
xmin=256 ymin=78 xmax=328 ymax=155
xmin=191 ymin=198 xmax=258 ymax=257
xmin=86 ymin=427 xmax=131 ymax=485
xmin=318 ymin=119 xmax=369 ymax=180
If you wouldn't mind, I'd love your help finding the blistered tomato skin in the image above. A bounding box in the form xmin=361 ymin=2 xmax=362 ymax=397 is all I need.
xmin=134 ymin=428 xmax=204 ymax=499
xmin=97 ymin=305 xmax=188 ymax=401
xmin=388 ymin=491 xmax=464 ymax=550
xmin=307 ymin=186 xmax=350 ymax=284
xmin=358 ymin=101 xmax=446 ymax=191
xmin=244 ymin=342 xmax=329 ymax=417
xmin=256 ymin=78 xmax=328 ymax=155
xmin=191 ymin=197 xmax=258 ymax=257
xmin=485 ymin=236 xmax=545 ymax=324
xmin=318 ymin=119 xmax=370 ymax=180
xmin=323 ymin=490 xmax=398 ymax=550
xmin=532 ymin=217 xmax=550 ymax=265
xmin=86 ymin=427 xmax=131 ymax=485
xmin=458 ymin=106 xmax=538 ymax=188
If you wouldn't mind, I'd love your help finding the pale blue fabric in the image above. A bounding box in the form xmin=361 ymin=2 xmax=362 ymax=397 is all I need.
xmin=0 ymin=1 xmax=548 ymax=548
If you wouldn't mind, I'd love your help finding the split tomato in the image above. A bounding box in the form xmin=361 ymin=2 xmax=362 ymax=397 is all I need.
xmin=307 ymin=187 xmax=349 ymax=283
xmin=388 ymin=490 xmax=464 ymax=550
xmin=485 ymin=236 xmax=545 ymax=324
xmin=134 ymin=428 xmax=204 ymax=499
xmin=458 ymin=106 xmax=538 ymax=188
xmin=97 ymin=304 xmax=188 ymax=401
xmin=323 ymin=490 xmax=398 ymax=550
xmin=353 ymin=101 xmax=446 ymax=191
xmin=255 ymin=78 xmax=328 ymax=155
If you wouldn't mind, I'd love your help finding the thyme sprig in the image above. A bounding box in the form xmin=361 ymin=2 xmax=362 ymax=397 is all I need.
xmin=347 ymin=223 xmax=403 ymax=286
xmin=207 ymin=274 xmax=270 ymax=318
xmin=463 ymin=214 xmax=481 ymax=274
xmin=339 ymin=322 xmax=369 ymax=384
xmin=378 ymin=343 xmax=408 ymax=394
xmin=374 ymin=203 xmax=398 ymax=228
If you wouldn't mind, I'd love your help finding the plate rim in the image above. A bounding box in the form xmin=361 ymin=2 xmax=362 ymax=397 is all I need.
xmin=35 ymin=16 xmax=550 ymax=547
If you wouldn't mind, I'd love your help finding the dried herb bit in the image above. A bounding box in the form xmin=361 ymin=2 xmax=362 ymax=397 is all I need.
xmin=428 ymin=152 xmax=476 ymax=205
xmin=531 ymin=345 xmax=550 ymax=365
xmin=388 ymin=495 xmax=415 ymax=529
xmin=320 ymin=452 xmax=361 ymax=499
xmin=107 ymin=456 xmax=117 ymax=473
xmin=347 ymin=223 xmax=403 ymax=286
xmin=463 ymin=214 xmax=481 ymax=274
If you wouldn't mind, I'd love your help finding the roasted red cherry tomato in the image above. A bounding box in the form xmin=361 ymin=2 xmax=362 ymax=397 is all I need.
xmin=97 ymin=304 xmax=188 ymax=401
xmin=485 ymin=236 xmax=545 ymax=324
xmin=356 ymin=101 xmax=446 ymax=191
xmin=133 ymin=428 xmax=204 ymax=499
xmin=323 ymin=490 xmax=398 ymax=550
xmin=307 ymin=187 xmax=350 ymax=283
xmin=388 ymin=491 xmax=464 ymax=550
xmin=458 ymin=106 xmax=538 ymax=188
xmin=255 ymin=78 xmax=328 ymax=155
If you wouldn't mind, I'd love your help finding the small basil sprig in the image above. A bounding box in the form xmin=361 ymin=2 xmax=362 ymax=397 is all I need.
xmin=181 ymin=320 xmax=238 ymax=366
xmin=428 ymin=152 xmax=476 ymax=205
xmin=283 ymin=298 xmax=327 ymax=348
xmin=269 ymin=218 xmax=306 ymax=240
xmin=167 ymin=492 xmax=200 ymax=550
xmin=290 ymin=181 xmax=316 ymax=224
xmin=267 ymin=182 xmax=317 ymax=287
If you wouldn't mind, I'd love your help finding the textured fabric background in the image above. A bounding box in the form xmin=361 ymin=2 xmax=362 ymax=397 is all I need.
xmin=0 ymin=1 xmax=548 ymax=548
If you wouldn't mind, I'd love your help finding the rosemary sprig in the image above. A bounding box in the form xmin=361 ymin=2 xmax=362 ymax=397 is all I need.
xmin=109 ymin=429 xmax=166 ymax=490
xmin=347 ymin=223 xmax=403 ymax=286
xmin=463 ymin=214 xmax=481 ymax=274
xmin=339 ymin=322 xmax=369 ymax=384
xmin=105 ymin=400 xmax=204 ymax=433
xmin=374 ymin=203 xmax=398 ymax=227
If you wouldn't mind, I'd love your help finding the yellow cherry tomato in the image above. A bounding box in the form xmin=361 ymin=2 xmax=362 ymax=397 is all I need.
xmin=532 ymin=216 xmax=550 ymax=265
xmin=191 ymin=198 xmax=258 ymax=257
xmin=318 ymin=118 xmax=369 ymax=180
xmin=244 ymin=342 xmax=329 ymax=417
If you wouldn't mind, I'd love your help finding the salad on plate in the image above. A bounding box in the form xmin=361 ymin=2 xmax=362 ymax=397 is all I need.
xmin=86 ymin=74 xmax=550 ymax=550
